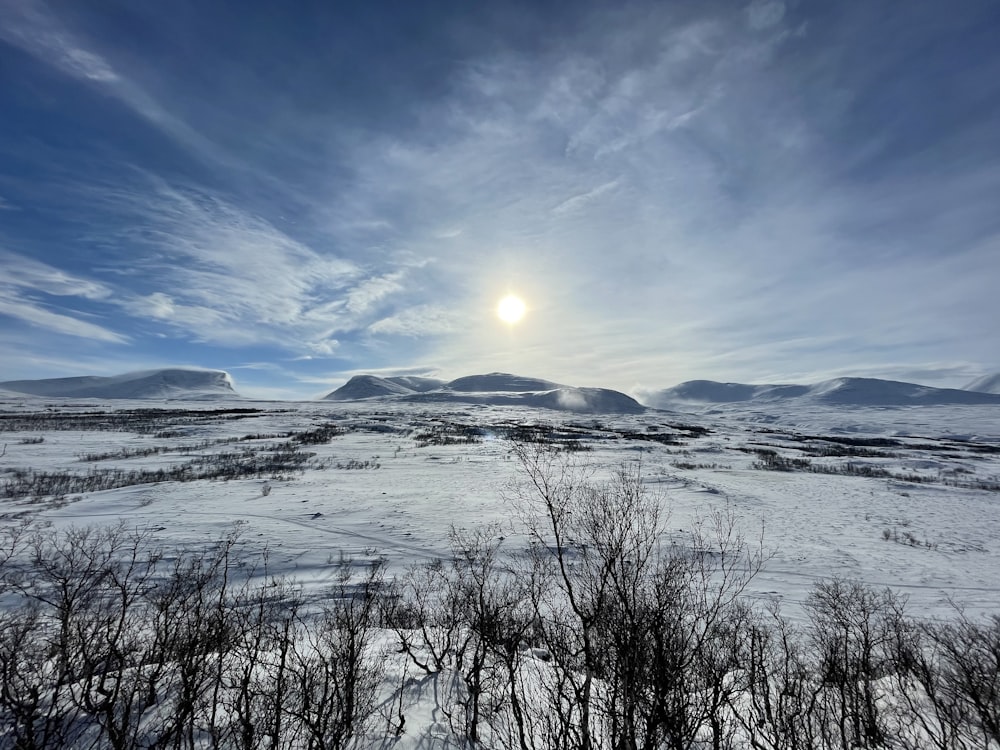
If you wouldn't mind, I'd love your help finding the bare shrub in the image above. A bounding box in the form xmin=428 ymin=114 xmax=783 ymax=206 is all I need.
xmin=507 ymin=444 xmax=766 ymax=750
xmin=805 ymin=579 xmax=908 ymax=749
xmin=895 ymin=611 xmax=1000 ymax=750
xmin=284 ymin=558 xmax=386 ymax=749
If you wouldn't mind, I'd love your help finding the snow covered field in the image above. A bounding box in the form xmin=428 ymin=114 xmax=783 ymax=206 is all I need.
xmin=2 ymin=396 xmax=998 ymax=620
xmin=3 ymin=395 xmax=1000 ymax=748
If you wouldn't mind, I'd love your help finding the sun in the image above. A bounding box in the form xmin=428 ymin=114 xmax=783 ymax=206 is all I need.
xmin=497 ymin=294 xmax=527 ymax=324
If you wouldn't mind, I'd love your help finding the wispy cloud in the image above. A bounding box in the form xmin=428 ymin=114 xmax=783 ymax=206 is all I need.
xmin=369 ymin=306 xmax=464 ymax=337
xmin=1 ymin=251 xmax=111 ymax=300
xmin=0 ymin=0 xmax=235 ymax=165
xmin=345 ymin=272 xmax=405 ymax=316
xmin=0 ymin=0 xmax=118 ymax=82
xmin=0 ymin=250 xmax=126 ymax=343
xmin=0 ymin=295 xmax=126 ymax=343
xmin=551 ymin=179 xmax=621 ymax=215
xmin=68 ymin=173 xmax=445 ymax=357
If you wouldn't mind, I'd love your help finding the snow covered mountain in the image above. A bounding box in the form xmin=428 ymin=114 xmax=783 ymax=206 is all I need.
xmin=964 ymin=372 xmax=1000 ymax=395
xmin=644 ymin=376 xmax=1000 ymax=408
xmin=323 ymin=375 xmax=418 ymax=400
xmin=383 ymin=376 xmax=445 ymax=393
xmin=323 ymin=372 xmax=645 ymax=414
xmin=0 ymin=369 xmax=240 ymax=400
xmin=445 ymin=374 xmax=561 ymax=392
xmin=324 ymin=375 xmax=450 ymax=400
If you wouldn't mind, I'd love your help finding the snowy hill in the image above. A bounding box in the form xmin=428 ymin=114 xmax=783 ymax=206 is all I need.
xmin=0 ymin=369 xmax=239 ymax=400
xmin=323 ymin=375 xmax=418 ymax=400
xmin=645 ymin=376 xmax=1000 ymax=408
xmin=446 ymin=373 xmax=560 ymax=392
xmin=384 ymin=376 xmax=445 ymax=392
xmin=324 ymin=372 xmax=645 ymax=414
xmin=654 ymin=380 xmax=809 ymax=403
xmin=964 ymin=372 xmax=1000 ymax=395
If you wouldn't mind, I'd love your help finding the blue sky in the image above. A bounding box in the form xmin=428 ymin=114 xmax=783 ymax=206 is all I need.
xmin=1 ymin=0 xmax=998 ymax=399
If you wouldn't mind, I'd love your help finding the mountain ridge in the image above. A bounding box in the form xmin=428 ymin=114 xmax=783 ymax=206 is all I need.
xmin=324 ymin=372 xmax=645 ymax=414
xmin=5 ymin=368 xmax=1000 ymax=408
xmin=645 ymin=376 xmax=1000 ymax=408
xmin=0 ymin=369 xmax=240 ymax=400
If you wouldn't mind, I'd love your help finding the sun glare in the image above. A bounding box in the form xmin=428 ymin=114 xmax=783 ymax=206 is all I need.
xmin=497 ymin=294 xmax=527 ymax=324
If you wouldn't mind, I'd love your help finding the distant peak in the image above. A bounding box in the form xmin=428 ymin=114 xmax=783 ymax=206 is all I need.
xmin=445 ymin=373 xmax=562 ymax=392
xmin=643 ymin=376 xmax=1000 ymax=408
xmin=0 ymin=368 xmax=239 ymax=400
xmin=322 ymin=372 xmax=644 ymax=413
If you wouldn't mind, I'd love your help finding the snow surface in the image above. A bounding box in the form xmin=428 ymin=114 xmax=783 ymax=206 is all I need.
xmin=2 ymin=395 xmax=999 ymax=747
xmin=1 ymin=397 xmax=998 ymax=618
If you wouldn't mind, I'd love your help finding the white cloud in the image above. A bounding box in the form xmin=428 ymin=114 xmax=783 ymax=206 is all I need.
xmin=0 ymin=250 xmax=125 ymax=342
xmin=0 ymin=1 xmax=118 ymax=82
xmin=345 ymin=271 xmax=405 ymax=315
xmin=746 ymin=0 xmax=786 ymax=31
xmin=83 ymin=178 xmax=371 ymax=347
xmin=0 ymin=251 xmax=111 ymax=299
xmin=369 ymin=306 xmax=463 ymax=337
xmin=123 ymin=292 xmax=229 ymax=331
xmin=551 ymin=179 xmax=621 ymax=215
xmin=63 ymin=170 xmax=460 ymax=359
xmin=0 ymin=0 xmax=238 ymax=166
xmin=307 ymin=338 xmax=340 ymax=356
xmin=0 ymin=293 xmax=126 ymax=343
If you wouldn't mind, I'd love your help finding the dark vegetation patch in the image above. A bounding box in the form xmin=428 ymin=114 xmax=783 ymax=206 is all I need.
xmin=0 ymin=408 xmax=284 ymax=434
xmin=0 ymin=408 xmax=366 ymax=503
xmin=2 ymin=442 xmax=326 ymax=502
xmin=664 ymin=421 xmax=712 ymax=438
xmin=333 ymin=458 xmax=381 ymax=470
xmin=613 ymin=428 xmax=683 ymax=446
xmin=744 ymin=428 xmax=1000 ymax=491
xmin=758 ymin=428 xmax=1000 ymax=455
xmin=746 ymin=447 xmax=1000 ymax=491
xmin=413 ymin=421 xmax=485 ymax=447
xmin=492 ymin=421 xmax=592 ymax=449
xmin=291 ymin=422 xmax=342 ymax=444
xmin=672 ymin=461 xmax=729 ymax=470
xmin=77 ymin=434 xmax=286 ymax=462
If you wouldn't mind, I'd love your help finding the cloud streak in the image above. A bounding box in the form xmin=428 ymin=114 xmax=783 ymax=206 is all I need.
xmin=0 ymin=251 xmax=126 ymax=342
xmin=0 ymin=295 xmax=126 ymax=344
